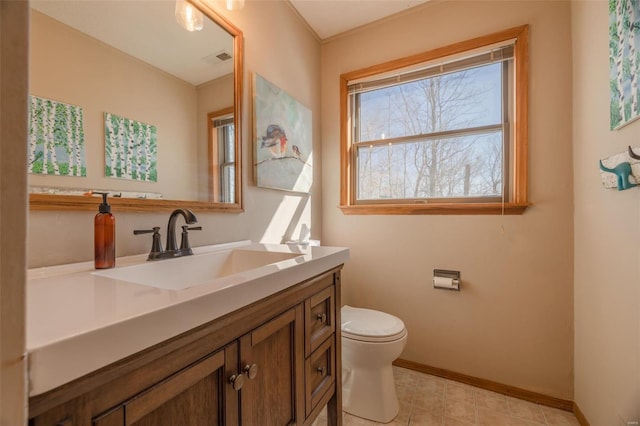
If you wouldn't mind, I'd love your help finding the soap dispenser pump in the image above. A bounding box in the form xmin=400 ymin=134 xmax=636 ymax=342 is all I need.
xmin=94 ymin=191 xmax=115 ymax=269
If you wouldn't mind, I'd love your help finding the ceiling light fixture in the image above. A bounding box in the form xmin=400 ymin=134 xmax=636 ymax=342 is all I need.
xmin=225 ymin=0 xmax=245 ymax=11
xmin=175 ymin=0 xmax=204 ymax=32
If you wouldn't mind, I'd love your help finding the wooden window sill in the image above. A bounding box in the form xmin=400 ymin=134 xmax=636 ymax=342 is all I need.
xmin=339 ymin=202 xmax=530 ymax=215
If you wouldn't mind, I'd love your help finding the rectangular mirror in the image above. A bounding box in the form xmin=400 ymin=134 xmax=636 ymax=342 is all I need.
xmin=28 ymin=0 xmax=243 ymax=212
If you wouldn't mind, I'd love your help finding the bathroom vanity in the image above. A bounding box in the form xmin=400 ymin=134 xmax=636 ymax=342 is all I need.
xmin=27 ymin=241 xmax=348 ymax=426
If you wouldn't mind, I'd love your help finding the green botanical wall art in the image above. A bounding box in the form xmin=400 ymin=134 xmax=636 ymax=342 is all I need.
xmin=104 ymin=112 xmax=157 ymax=182
xmin=28 ymin=96 xmax=86 ymax=176
xmin=610 ymin=0 xmax=640 ymax=130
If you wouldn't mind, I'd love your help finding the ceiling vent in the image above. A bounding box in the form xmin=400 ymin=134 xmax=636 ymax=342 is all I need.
xmin=201 ymin=50 xmax=233 ymax=66
xmin=216 ymin=51 xmax=232 ymax=61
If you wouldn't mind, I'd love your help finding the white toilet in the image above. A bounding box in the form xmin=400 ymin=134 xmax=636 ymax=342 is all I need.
xmin=341 ymin=305 xmax=408 ymax=423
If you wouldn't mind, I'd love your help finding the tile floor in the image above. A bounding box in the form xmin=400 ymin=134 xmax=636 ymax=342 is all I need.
xmin=314 ymin=366 xmax=580 ymax=426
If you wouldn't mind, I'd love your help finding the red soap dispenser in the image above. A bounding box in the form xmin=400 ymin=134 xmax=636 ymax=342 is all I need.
xmin=94 ymin=192 xmax=115 ymax=269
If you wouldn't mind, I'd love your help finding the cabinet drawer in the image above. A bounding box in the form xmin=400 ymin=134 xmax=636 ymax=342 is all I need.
xmin=305 ymin=285 xmax=335 ymax=357
xmin=305 ymin=336 xmax=335 ymax=417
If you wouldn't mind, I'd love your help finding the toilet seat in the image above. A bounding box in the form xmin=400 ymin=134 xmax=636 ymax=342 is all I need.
xmin=341 ymin=305 xmax=407 ymax=343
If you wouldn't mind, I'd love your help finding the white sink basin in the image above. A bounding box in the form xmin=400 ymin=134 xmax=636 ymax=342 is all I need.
xmin=93 ymin=248 xmax=303 ymax=290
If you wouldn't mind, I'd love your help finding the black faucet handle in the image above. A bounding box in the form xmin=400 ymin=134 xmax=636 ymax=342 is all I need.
xmin=179 ymin=225 xmax=202 ymax=252
xmin=133 ymin=226 xmax=161 ymax=235
xmin=134 ymin=227 xmax=163 ymax=260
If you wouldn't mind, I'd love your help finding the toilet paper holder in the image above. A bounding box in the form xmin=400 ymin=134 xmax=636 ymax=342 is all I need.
xmin=433 ymin=269 xmax=461 ymax=291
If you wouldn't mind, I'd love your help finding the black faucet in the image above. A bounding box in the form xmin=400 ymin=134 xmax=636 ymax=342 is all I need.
xmin=166 ymin=209 xmax=198 ymax=252
xmin=134 ymin=209 xmax=202 ymax=260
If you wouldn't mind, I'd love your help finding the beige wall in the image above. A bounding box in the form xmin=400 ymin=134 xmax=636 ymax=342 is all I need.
xmin=321 ymin=1 xmax=575 ymax=399
xmin=572 ymin=1 xmax=640 ymax=424
xmin=28 ymin=0 xmax=322 ymax=268
xmin=1 ymin=1 xmax=28 ymax=424
xmin=30 ymin=10 xmax=199 ymax=201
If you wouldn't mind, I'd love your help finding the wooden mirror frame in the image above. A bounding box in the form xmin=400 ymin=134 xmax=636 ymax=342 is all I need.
xmin=29 ymin=0 xmax=244 ymax=213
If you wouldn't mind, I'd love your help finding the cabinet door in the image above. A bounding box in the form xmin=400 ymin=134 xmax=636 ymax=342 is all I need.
xmin=93 ymin=344 xmax=236 ymax=426
xmin=239 ymin=306 xmax=304 ymax=426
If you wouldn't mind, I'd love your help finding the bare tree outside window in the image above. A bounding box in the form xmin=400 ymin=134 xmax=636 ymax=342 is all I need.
xmin=340 ymin=26 xmax=529 ymax=215
xmin=353 ymin=62 xmax=507 ymax=202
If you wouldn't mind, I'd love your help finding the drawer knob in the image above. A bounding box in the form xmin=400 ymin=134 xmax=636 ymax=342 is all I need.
xmin=244 ymin=363 xmax=259 ymax=380
xmin=229 ymin=373 xmax=245 ymax=391
xmin=316 ymin=313 xmax=327 ymax=324
xmin=317 ymin=366 xmax=326 ymax=377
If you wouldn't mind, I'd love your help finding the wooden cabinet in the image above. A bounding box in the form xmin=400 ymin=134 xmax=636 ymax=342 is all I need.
xmin=29 ymin=268 xmax=342 ymax=426
xmin=239 ymin=307 xmax=304 ymax=426
xmin=92 ymin=346 xmax=231 ymax=426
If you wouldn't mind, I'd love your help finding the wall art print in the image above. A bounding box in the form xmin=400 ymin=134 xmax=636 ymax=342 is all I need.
xmin=28 ymin=95 xmax=86 ymax=176
xmin=104 ymin=112 xmax=157 ymax=182
xmin=253 ymin=73 xmax=312 ymax=193
xmin=610 ymin=0 xmax=640 ymax=130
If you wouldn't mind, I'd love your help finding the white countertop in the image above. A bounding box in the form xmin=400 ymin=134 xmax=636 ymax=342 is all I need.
xmin=27 ymin=240 xmax=349 ymax=397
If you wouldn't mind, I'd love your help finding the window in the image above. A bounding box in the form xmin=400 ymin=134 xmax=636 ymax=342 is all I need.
xmin=208 ymin=108 xmax=235 ymax=204
xmin=216 ymin=117 xmax=235 ymax=203
xmin=339 ymin=26 xmax=529 ymax=215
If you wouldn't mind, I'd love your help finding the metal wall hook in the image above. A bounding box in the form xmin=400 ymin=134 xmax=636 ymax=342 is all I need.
xmin=628 ymin=146 xmax=640 ymax=160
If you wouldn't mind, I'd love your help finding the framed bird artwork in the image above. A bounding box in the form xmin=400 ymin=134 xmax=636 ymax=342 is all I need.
xmin=253 ymin=73 xmax=312 ymax=193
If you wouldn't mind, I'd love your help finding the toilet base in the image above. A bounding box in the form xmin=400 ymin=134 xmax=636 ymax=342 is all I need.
xmin=342 ymin=363 xmax=399 ymax=423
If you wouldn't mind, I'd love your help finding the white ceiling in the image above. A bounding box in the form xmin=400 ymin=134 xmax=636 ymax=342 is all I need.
xmin=30 ymin=1 xmax=234 ymax=86
xmin=30 ymin=0 xmax=429 ymax=85
xmin=289 ymin=0 xmax=429 ymax=40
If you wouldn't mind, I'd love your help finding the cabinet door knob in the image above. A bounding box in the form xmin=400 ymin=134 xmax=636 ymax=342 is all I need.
xmin=229 ymin=373 xmax=245 ymax=391
xmin=244 ymin=363 xmax=259 ymax=380
xmin=317 ymin=366 xmax=326 ymax=377
xmin=316 ymin=313 xmax=327 ymax=324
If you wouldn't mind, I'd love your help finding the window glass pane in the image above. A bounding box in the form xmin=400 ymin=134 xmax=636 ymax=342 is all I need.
xmin=357 ymin=63 xmax=504 ymax=143
xmin=218 ymin=125 xmax=235 ymax=163
xmin=356 ymin=131 xmax=503 ymax=200
xmin=221 ymin=164 xmax=235 ymax=203
xmin=216 ymin=124 xmax=235 ymax=203
xmin=226 ymin=125 xmax=235 ymax=162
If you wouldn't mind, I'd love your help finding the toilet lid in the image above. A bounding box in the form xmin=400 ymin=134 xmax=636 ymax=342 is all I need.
xmin=341 ymin=305 xmax=407 ymax=343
